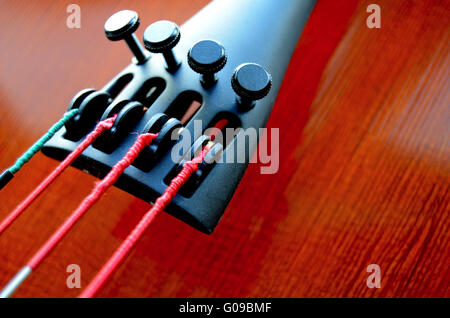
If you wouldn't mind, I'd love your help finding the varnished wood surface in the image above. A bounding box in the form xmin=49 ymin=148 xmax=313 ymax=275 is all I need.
xmin=0 ymin=0 xmax=448 ymax=297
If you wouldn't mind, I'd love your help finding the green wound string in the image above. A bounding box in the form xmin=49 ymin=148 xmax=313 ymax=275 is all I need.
xmin=0 ymin=109 xmax=78 ymax=190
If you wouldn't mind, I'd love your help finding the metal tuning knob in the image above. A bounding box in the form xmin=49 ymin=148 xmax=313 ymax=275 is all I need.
xmin=231 ymin=63 xmax=272 ymax=109
xmin=104 ymin=10 xmax=148 ymax=64
xmin=187 ymin=39 xmax=227 ymax=88
xmin=143 ymin=20 xmax=181 ymax=72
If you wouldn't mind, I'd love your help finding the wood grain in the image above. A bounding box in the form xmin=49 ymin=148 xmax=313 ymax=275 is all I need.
xmin=0 ymin=0 xmax=448 ymax=297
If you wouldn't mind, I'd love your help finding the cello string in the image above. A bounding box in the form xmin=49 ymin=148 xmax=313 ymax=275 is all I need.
xmin=0 ymin=132 xmax=158 ymax=298
xmin=79 ymin=145 xmax=212 ymax=298
xmin=0 ymin=109 xmax=79 ymax=191
xmin=80 ymin=121 xmax=228 ymax=297
xmin=0 ymin=115 xmax=117 ymax=236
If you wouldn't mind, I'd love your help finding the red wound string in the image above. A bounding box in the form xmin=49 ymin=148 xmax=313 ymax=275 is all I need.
xmin=26 ymin=133 xmax=158 ymax=270
xmin=79 ymin=146 xmax=211 ymax=298
xmin=0 ymin=115 xmax=117 ymax=236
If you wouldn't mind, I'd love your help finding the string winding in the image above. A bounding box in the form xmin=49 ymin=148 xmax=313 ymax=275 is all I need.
xmin=0 ymin=115 xmax=117 ymax=236
xmin=0 ymin=133 xmax=157 ymax=298
xmin=79 ymin=146 xmax=211 ymax=298
xmin=0 ymin=109 xmax=79 ymax=190
xmin=10 ymin=109 xmax=79 ymax=174
xmin=27 ymin=133 xmax=158 ymax=270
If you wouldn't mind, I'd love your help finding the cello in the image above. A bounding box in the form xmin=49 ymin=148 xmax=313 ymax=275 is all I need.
xmin=0 ymin=0 xmax=448 ymax=298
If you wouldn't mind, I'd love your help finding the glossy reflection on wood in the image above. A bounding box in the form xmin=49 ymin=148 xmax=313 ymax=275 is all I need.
xmin=0 ymin=0 xmax=448 ymax=297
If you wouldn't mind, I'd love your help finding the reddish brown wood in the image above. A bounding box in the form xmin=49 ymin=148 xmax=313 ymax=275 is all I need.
xmin=0 ymin=0 xmax=448 ymax=297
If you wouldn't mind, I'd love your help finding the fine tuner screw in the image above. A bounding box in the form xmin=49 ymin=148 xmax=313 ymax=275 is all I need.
xmin=231 ymin=63 xmax=272 ymax=109
xmin=188 ymin=39 xmax=227 ymax=88
xmin=143 ymin=20 xmax=181 ymax=72
xmin=104 ymin=10 xmax=148 ymax=64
